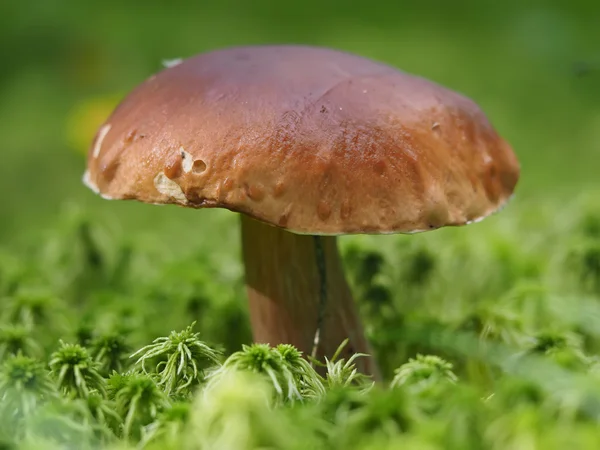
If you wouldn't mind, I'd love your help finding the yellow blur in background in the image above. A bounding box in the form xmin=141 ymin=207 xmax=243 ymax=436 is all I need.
xmin=66 ymin=94 xmax=122 ymax=157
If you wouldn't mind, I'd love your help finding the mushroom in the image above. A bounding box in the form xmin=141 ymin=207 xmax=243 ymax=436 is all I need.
xmin=83 ymin=45 xmax=520 ymax=378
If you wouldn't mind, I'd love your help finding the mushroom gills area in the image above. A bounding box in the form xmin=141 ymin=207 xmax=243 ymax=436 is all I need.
xmin=241 ymin=215 xmax=379 ymax=377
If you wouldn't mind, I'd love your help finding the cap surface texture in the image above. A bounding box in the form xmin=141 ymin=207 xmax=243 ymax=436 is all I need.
xmin=84 ymin=45 xmax=520 ymax=235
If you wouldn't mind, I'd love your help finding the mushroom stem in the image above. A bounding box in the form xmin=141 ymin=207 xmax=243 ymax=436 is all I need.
xmin=241 ymin=215 xmax=379 ymax=378
xmin=311 ymin=235 xmax=327 ymax=362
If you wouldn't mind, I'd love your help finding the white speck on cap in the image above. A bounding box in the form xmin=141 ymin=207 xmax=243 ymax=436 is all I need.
xmin=153 ymin=172 xmax=188 ymax=203
xmin=180 ymin=147 xmax=194 ymax=173
xmin=162 ymin=58 xmax=183 ymax=68
xmin=92 ymin=124 xmax=111 ymax=158
xmin=82 ymin=170 xmax=99 ymax=193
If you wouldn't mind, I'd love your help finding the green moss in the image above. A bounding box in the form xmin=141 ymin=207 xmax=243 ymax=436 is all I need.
xmin=1 ymin=194 xmax=600 ymax=448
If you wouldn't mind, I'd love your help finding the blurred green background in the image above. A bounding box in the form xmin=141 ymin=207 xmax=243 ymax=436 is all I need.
xmin=1 ymin=0 xmax=598 ymax=244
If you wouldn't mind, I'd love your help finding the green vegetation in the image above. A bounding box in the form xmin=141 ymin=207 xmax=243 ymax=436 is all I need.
xmin=0 ymin=195 xmax=600 ymax=448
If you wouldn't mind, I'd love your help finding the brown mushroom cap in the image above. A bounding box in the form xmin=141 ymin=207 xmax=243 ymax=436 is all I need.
xmin=84 ymin=45 xmax=520 ymax=235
